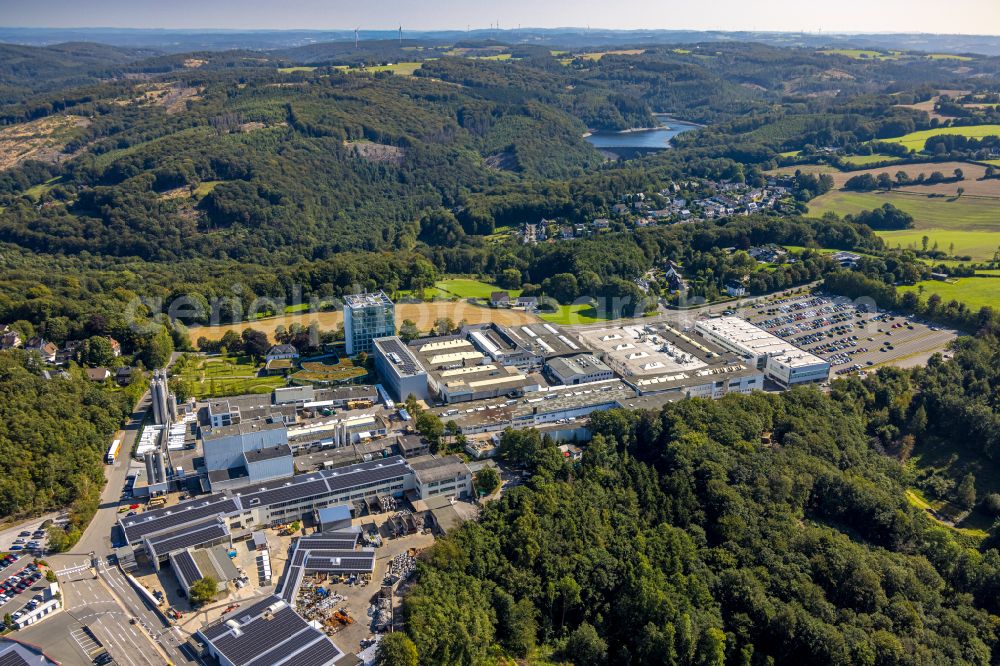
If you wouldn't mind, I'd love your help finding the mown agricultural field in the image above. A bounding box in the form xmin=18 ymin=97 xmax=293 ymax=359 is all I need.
xmin=808 ymin=165 xmax=1000 ymax=261
xmin=898 ymin=277 xmax=1000 ymax=311
xmin=881 ymin=125 xmax=1000 ymax=151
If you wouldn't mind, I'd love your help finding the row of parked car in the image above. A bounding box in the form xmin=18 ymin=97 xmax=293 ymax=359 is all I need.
xmin=9 ymin=528 xmax=47 ymax=554
xmin=0 ymin=562 xmax=42 ymax=603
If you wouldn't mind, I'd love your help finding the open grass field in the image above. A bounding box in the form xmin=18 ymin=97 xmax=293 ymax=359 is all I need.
xmin=174 ymin=355 xmax=286 ymax=398
xmin=898 ymin=276 xmax=1000 ymax=311
xmin=818 ymin=49 xmax=903 ymax=60
xmin=926 ymin=53 xmax=974 ymax=61
xmin=277 ymin=66 xmax=318 ymax=73
xmin=362 ymin=62 xmax=422 ymax=75
xmin=808 ymin=183 xmax=1000 ymax=261
xmin=880 ymin=230 xmax=1000 ymax=261
xmin=809 ymin=189 xmax=999 ymax=230
xmin=577 ymin=49 xmax=645 ymax=61
xmin=839 ymin=154 xmax=904 ymax=166
xmin=193 ymin=180 xmax=225 ymax=198
xmin=823 ymin=161 xmax=1000 ymax=198
xmin=881 ymin=125 xmax=1000 ymax=152
xmin=433 ymin=278 xmax=521 ymax=300
xmin=539 ymin=302 xmax=656 ymax=326
xmin=188 ymin=301 xmax=540 ymax=344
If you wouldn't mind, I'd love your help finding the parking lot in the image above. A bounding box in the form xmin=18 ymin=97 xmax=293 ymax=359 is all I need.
xmin=737 ymin=293 xmax=958 ymax=377
xmin=0 ymin=554 xmax=49 ymax=629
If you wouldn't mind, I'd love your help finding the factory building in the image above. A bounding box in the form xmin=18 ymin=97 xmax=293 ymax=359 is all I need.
xmin=372 ymin=336 xmax=429 ymax=401
xmin=198 ymin=596 xmax=344 ymax=666
xmin=201 ymin=418 xmax=293 ymax=491
xmin=409 ymin=455 xmax=473 ymax=500
xmin=694 ymin=317 xmax=830 ymax=386
xmin=545 ymin=354 xmax=615 ymax=386
xmin=343 ymin=291 xmax=395 ymax=356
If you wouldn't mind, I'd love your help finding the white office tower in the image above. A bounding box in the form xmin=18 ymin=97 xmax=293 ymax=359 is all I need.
xmin=344 ymin=292 xmax=395 ymax=356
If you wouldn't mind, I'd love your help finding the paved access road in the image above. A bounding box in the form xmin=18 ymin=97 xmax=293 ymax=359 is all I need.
xmin=20 ymin=392 xmax=199 ymax=665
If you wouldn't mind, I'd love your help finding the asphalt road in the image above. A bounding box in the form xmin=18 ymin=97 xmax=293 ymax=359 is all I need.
xmin=18 ymin=390 xmax=199 ymax=665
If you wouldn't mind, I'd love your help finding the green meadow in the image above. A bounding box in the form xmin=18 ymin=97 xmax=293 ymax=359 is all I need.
xmin=881 ymin=125 xmax=1000 ymax=152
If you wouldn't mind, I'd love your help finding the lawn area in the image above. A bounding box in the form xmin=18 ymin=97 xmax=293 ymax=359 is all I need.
xmin=839 ymin=154 xmax=904 ymax=166
xmin=880 ymin=124 xmax=1000 ymax=152
xmin=898 ymin=276 xmax=1000 ymax=311
xmin=174 ymin=354 xmax=286 ymax=399
xmin=434 ymin=278 xmax=520 ymax=300
xmin=926 ymin=53 xmax=973 ymax=61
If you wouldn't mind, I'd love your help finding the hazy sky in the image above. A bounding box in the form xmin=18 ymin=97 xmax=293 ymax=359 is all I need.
xmin=2 ymin=0 xmax=999 ymax=34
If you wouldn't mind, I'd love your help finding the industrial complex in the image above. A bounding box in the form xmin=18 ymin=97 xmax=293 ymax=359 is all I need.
xmin=56 ymin=290 xmax=859 ymax=666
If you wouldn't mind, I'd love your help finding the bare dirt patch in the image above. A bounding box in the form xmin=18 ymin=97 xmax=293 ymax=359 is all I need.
xmin=183 ymin=58 xmax=208 ymax=68
xmin=346 ymin=141 xmax=405 ymax=165
xmin=895 ymin=90 xmax=971 ymax=121
xmin=188 ymin=302 xmax=540 ymax=345
xmin=0 ymin=115 xmax=90 ymax=171
xmin=116 ymin=82 xmax=202 ymax=114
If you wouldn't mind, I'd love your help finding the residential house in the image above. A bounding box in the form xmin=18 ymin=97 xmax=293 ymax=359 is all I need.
xmin=515 ymin=296 xmax=539 ymax=312
xmin=108 ymin=337 xmax=122 ymax=357
xmin=25 ymin=338 xmax=58 ymax=363
xmin=116 ymin=366 xmax=135 ymax=386
xmin=490 ymin=291 xmax=511 ymax=308
xmin=265 ymin=344 xmax=299 ymax=363
xmin=725 ymin=281 xmax=747 ymax=297
xmin=86 ymin=367 xmax=111 ymax=382
xmin=0 ymin=327 xmax=21 ymax=350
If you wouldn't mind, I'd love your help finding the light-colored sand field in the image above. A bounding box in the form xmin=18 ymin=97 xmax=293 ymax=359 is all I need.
xmin=188 ymin=301 xmax=540 ymax=344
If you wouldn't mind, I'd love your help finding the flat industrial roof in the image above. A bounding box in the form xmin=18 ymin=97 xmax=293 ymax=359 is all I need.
xmin=373 ymin=337 xmax=426 ymax=378
xmin=409 ymin=455 xmax=470 ymax=484
xmin=695 ymin=317 xmax=827 ymax=368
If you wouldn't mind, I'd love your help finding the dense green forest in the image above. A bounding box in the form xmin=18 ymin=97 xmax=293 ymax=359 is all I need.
xmin=402 ymin=339 xmax=1000 ymax=664
xmin=0 ymin=351 xmax=142 ymax=549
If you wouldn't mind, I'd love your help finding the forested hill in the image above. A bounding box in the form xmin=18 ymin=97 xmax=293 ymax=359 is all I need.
xmin=1 ymin=40 xmax=995 ymax=263
xmin=402 ymin=341 xmax=1000 ymax=663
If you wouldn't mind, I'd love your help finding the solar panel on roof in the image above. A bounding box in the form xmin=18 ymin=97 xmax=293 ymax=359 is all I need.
xmin=172 ymin=550 xmax=202 ymax=589
xmin=272 ymin=635 xmax=342 ymax=666
xmin=146 ymin=521 xmax=228 ymax=558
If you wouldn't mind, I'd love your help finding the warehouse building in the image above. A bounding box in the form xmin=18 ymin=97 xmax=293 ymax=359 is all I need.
xmin=372 ymin=336 xmax=429 ymax=401
xmin=579 ymin=322 xmax=765 ymax=399
xmin=545 ymin=354 xmax=615 ymax=386
xmin=198 ymin=596 xmax=344 ymax=666
xmin=410 ymin=335 xmax=542 ymax=404
xmin=694 ymin=317 xmax=830 ymax=386
xmin=433 ymin=379 xmax=636 ymax=437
